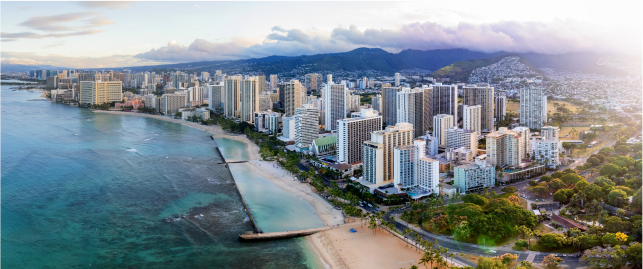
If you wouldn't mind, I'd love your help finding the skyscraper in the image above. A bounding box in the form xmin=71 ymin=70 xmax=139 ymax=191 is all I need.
xmin=429 ymin=83 xmax=458 ymax=125
xmin=240 ymin=77 xmax=259 ymax=123
xmin=323 ymin=81 xmax=347 ymax=131
xmin=208 ymin=82 xmax=224 ymax=110
xmin=462 ymin=105 xmax=482 ymax=135
xmin=520 ymin=87 xmax=548 ymax=129
xmin=381 ymin=86 xmax=402 ymax=126
xmin=284 ymin=80 xmax=302 ymax=117
xmin=363 ymin=122 xmax=414 ymax=183
xmin=394 ymin=73 xmax=400 ymax=87
xmin=337 ymin=108 xmax=382 ymax=164
xmin=295 ymin=104 xmax=319 ymax=149
xmin=224 ymin=75 xmax=242 ymax=118
xmin=463 ymin=85 xmax=495 ymax=132
xmin=433 ymin=114 xmax=454 ymax=146
xmin=80 ymin=81 xmax=123 ymax=105
xmin=396 ymin=88 xmax=426 ymax=138
xmin=495 ymin=95 xmax=507 ymax=122
xmin=486 ymin=127 xmax=527 ymax=167
xmin=270 ymin=74 xmax=278 ymax=90
xmin=305 ymin=73 xmax=322 ymax=92
xmin=371 ymin=94 xmax=382 ymax=115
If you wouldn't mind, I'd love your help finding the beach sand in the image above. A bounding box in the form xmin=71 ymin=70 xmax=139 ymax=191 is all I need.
xmin=92 ymin=110 xmax=343 ymax=226
xmin=307 ymin=222 xmax=424 ymax=269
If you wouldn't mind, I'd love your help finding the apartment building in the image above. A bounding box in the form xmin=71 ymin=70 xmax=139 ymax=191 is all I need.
xmin=323 ymin=82 xmax=347 ymax=131
xmin=224 ymin=75 xmax=242 ymax=118
xmin=80 ymin=81 xmax=123 ymax=105
xmin=362 ymin=122 xmax=414 ymax=183
xmin=433 ymin=114 xmax=454 ymax=146
xmin=337 ymin=108 xmax=382 ymax=164
xmin=240 ymin=77 xmax=259 ymax=123
xmin=208 ymin=82 xmax=224 ymax=110
xmin=463 ymin=85 xmax=494 ymax=132
xmin=295 ymin=104 xmax=319 ymax=149
xmin=453 ymin=157 xmax=495 ymax=193
xmin=520 ymin=87 xmax=548 ymax=129
xmin=486 ymin=127 xmax=527 ymax=167
xmin=462 ymin=105 xmax=482 ymax=135
xmin=495 ymin=95 xmax=507 ymax=122
xmin=284 ymin=80 xmax=302 ymax=117
xmin=445 ymin=127 xmax=479 ymax=153
xmin=160 ymin=93 xmax=187 ymax=114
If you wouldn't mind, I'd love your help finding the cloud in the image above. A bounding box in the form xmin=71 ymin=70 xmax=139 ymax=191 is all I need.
xmin=1 ymin=30 xmax=103 ymax=39
xmin=1 ymin=51 xmax=161 ymax=68
xmin=18 ymin=12 xmax=113 ymax=32
xmin=77 ymin=1 xmax=132 ymax=10
xmin=43 ymin=42 xmax=66 ymax=49
xmin=135 ymin=20 xmax=640 ymax=64
xmin=18 ymin=6 xmax=31 ymax=10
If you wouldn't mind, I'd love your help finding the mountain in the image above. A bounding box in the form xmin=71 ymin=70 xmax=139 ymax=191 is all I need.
xmin=430 ymin=54 xmax=521 ymax=82
xmin=1 ymin=64 xmax=71 ymax=72
xmin=397 ymin=49 xmax=507 ymax=71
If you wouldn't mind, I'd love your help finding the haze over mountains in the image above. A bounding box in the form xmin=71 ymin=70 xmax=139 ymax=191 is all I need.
xmin=2 ymin=48 xmax=633 ymax=81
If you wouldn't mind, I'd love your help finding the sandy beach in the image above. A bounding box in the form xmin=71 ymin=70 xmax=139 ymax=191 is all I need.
xmin=92 ymin=110 xmax=343 ymax=226
xmin=307 ymin=222 xmax=424 ymax=269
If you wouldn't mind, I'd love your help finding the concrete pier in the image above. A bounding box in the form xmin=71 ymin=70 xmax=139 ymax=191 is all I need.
xmin=239 ymin=227 xmax=332 ymax=241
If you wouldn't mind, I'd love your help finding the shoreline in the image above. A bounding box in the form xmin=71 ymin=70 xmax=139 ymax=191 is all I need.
xmin=92 ymin=110 xmax=343 ymax=227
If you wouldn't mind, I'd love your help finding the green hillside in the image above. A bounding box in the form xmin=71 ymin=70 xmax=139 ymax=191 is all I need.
xmin=430 ymin=54 xmax=535 ymax=83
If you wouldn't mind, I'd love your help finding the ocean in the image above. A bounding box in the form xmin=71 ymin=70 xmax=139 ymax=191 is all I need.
xmin=1 ymin=81 xmax=325 ymax=268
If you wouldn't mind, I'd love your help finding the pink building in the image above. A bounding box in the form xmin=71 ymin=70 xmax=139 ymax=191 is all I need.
xmin=115 ymin=97 xmax=144 ymax=109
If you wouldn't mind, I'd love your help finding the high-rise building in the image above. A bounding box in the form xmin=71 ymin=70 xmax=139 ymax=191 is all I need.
xmin=416 ymin=154 xmax=440 ymax=195
xmin=520 ymin=87 xmax=547 ymax=129
xmin=224 ymin=75 xmax=242 ymax=118
xmin=240 ymin=77 xmax=259 ymax=123
xmin=394 ymin=143 xmax=421 ymax=188
xmin=305 ymin=73 xmax=322 ymax=92
xmin=327 ymin=74 xmax=333 ymax=84
xmin=486 ymin=127 xmax=527 ymax=167
xmin=295 ymin=104 xmax=319 ymax=149
xmin=495 ymin=95 xmax=507 ymax=122
xmin=79 ymin=81 xmax=123 ymax=105
xmin=512 ymin=126 xmax=531 ymax=156
xmin=256 ymin=74 xmax=266 ymax=94
xmin=462 ymin=105 xmax=482 ymax=135
xmin=159 ymin=93 xmax=187 ymax=114
xmin=255 ymin=111 xmax=281 ymax=135
xmin=396 ymin=88 xmax=427 ymax=138
xmin=323 ymin=81 xmax=348 ymax=131
xmin=445 ymin=127 xmax=479 ymax=154
xmin=541 ymin=126 xmax=559 ymax=141
xmin=381 ymin=86 xmax=402 ymax=126
xmin=418 ymin=133 xmax=439 ymax=156
xmin=531 ymin=140 xmax=560 ymax=167
xmin=463 ymin=85 xmax=494 ymax=132
xmin=46 ymin=76 xmax=58 ymax=88
xmin=186 ymin=86 xmax=205 ymax=107
xmin=337 ymin=108 xmax=382 ymax=164
xmin=371 ymin=94 xmax=382 ymax=115
xmin=429 ymin=83 xmax=458 ymax=124
xmin=284 ymin=80 xmax=302 ymax=117
xmin=363 ymin=141 xmax=385 ymax=184
xmin=433 ymin=114 xmax=454 ymax=146
xmin=347 ymin=94 xmax=360 ymax=112
xmin=363 ymin=122 xmax=414 ymax=183
xmin=394 ymin=73 xmax=401 ymax=87
xmin=208 ymin=82 xmax=224 ymax=110
xmin=454 ymin=157 xmax=495 ymax=193
xmin=258 ymin=93 xmax=273 ymax=112
xmin=281 ymin=116 xmax=296 ymax=140
xmin=270 ymin=74 xmax=278 ymax=91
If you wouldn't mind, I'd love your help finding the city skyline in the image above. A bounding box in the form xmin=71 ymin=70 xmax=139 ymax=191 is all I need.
xmin=1 ymin=1 xmax=642 ymax=68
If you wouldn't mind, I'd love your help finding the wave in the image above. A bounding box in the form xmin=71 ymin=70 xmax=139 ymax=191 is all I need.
xmin=126 ymin=148 xmax=137 ymax=152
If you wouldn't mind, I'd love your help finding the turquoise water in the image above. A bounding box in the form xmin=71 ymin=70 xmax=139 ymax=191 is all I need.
xmin=1 ymin=81 xmax=324 ymax=268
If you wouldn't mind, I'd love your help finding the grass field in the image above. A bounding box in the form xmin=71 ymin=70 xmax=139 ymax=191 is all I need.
xmin=559 ymin=126 xmax=591 ymax=139
xmin=506 ymin=99 xmax=581 ymax=114
xmin=570 ymin=139 xmax=610 ymax=158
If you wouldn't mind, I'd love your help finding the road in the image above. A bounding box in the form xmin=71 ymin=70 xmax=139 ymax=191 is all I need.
xmin=383 ymin=209 xmax=583 ymax=268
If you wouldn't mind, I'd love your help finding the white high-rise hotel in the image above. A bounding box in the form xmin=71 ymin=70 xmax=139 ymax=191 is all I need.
xmin=362 ymin=122 xmax=414 ymax=184
xmin=520 ymin=87 xmax=547 ymax=129
xmin=462 ymin=105 xmax=482 ymax=135
xmin=323 ymin=81 xmax=348 ymax=131
xmin=295 ymin=104 xmax=319 ymax=149
xmin=433 ymin=114 xmax=454 ymax=146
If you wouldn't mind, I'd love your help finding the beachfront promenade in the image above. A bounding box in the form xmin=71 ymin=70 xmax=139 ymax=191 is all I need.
xmin=239 ymin=226 xmax=337 ymax=241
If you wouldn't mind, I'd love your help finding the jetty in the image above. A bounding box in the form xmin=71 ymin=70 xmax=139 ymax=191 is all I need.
xmin=239 ymin=226 xmax=332 ymax=241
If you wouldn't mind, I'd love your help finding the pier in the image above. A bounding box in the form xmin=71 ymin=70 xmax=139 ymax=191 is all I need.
xmin=239 ymin=227 xmax=332 ymax=241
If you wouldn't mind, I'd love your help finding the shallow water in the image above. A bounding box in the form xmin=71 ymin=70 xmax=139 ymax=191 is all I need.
xmin=1 ymin=82 xmax=324 ymax=268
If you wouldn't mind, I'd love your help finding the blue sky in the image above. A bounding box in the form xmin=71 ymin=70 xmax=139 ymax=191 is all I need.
xmin=1 ymin=1 xmax=641 ymax=68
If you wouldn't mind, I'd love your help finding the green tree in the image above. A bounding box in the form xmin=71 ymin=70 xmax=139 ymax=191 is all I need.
xmin=548 ymin=178 xmax=566 ymax=192
xmin=553 ymin=190 xmax=569 ymax=203
xmin=600 ymin=164 xmax=622 ymax=177
xmin=542 ymin=254 xmax=563 ymax=269
xmin=625 ymin=243 xmax=642 ymax=269
xmin=461 ymin=193 xmax=488 ymax=206
xmin=578 ymin=234 xmax=602 ymax=250
xmin=528 ymin=180 xmax=539 ymax=186
xmin=632 ymin=188 xmax=642 ymax=213
xmin=538 ymin=233 xmax=566 ymax=249
xmin=539 ymin=175 xmax=552 ymax=182
xmin=502 ymin=186 xmax=517 ymax=193
xmin=602 ymin=233 xmax=618 ymax=246
xmin=606 ymin=189 xmax=628 ymax=207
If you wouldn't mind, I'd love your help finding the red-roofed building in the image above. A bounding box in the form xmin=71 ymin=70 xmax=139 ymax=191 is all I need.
xmin=550 ymin=215 xmax=587 ymax=231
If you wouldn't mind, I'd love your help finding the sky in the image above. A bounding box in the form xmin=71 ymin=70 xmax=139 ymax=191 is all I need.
xmin=1 ymin=1 xmax=641 ymax=68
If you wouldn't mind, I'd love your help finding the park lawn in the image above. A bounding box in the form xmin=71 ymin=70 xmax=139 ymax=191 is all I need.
xmin=547 ymin=100 xmax=580 ymax=114
xmin=507 ymin=100 xmax=581 ymax=114
xmin=507 ymin=99 xmax=521 ymax=113
xmin=559 ymin=126 xmax=591 ymax=139
xmin=569 ymin=139 xmax=610 ymax=158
